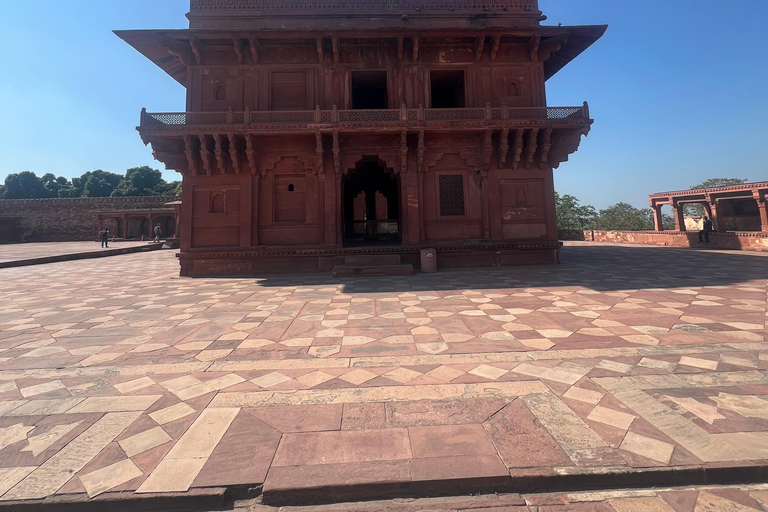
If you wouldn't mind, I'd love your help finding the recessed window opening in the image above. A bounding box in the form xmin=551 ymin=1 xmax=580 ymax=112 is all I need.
xmin=430 ymin=70 xmax=465 ymax=109
xmin=214 ymin=85 xmax=226 ymax=101
xmin=351 ymin=71 xmax=388 ymax=109
xmin=288 ymin=184 xmax=295 ymax=192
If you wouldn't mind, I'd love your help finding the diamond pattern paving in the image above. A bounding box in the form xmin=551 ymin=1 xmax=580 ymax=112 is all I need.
xmin=0 ymin=243 xmax=765 ymax=504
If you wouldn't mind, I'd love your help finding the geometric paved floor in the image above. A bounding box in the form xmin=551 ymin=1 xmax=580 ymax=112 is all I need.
xmin=0 ymin=241 xmax=147 ymax=263
xmin=0 ymin=243 xmax=765 ymax=506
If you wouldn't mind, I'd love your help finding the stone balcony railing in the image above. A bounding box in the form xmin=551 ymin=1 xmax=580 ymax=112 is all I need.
xmin=139 ymin=104 xmax=590 ymax=130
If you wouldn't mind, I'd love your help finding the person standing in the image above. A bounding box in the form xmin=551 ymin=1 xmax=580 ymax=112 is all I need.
xmin=100 ymin=229 xmax=109 ymax=248
xmin=154 ymin=224 xmax=162 ymax=243
xmin=698 ymin=216 xmax=713 ymax=243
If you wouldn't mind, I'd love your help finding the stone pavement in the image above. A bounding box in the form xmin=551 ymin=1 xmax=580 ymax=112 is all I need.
xmin=0 ymin=241 xmax=148 ymax=264
xmin=231 ymin=484 xmax=768 ymax=511
xmin=0 ymin=243 xmax=765 ymax=508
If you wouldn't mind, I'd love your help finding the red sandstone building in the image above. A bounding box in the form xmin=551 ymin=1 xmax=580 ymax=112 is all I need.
xmin=117 ymin=0 xmax=605 ymax=276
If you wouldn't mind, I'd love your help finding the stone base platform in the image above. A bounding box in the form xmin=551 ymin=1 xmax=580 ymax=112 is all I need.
xmin=178 ymin=241 xmax=560 ymax=277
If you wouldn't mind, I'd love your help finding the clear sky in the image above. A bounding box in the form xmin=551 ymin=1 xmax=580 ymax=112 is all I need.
xmin=1 ymin=0 xmax=766 ymax=208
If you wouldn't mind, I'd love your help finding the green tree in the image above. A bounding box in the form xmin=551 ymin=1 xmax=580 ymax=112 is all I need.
xmin=71 ymin=170 xmax=123 ymax=198
xmin=111 ymin=166 xmax=170 ymax=197
xmin=40 ymin=173 xmax=73 ymax=198
xmin=555 ymin=192 xmax=598 ymax=230
xmin=3 ymin=172 xmax=48 ymax=199
xmin=0 ymin=184 xmax=6 ymax=199
xmin=597 ymin=203 xmax=654 ymax=230
xmin=685 ymin=178 xmax=749 ymax=216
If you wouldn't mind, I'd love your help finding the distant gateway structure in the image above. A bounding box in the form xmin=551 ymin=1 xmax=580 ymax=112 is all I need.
xmin=117 ymin=0 xmax=605 ymax=276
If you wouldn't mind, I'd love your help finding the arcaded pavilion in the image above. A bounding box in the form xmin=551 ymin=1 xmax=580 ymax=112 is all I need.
xmin=117 ymin=0 xmax=605 ymax=276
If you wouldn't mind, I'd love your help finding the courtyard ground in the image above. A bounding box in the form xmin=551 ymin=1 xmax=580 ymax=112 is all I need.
xmin=0 ymin=241 xmax=148 ymax=264
xmin=0 ymin=242 xmax=766 ymax=511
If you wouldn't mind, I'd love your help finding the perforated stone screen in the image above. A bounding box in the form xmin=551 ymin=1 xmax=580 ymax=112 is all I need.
xmin=439 ymin=174 xmax=465 ymax=217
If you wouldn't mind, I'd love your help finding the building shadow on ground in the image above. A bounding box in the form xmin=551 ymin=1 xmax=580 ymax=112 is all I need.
xmin=234 ymin=244 xmax=768 ymax=293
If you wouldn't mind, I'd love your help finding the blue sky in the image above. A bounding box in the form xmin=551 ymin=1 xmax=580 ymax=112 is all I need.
xmin=1 ymin=0 xmax=766 ymax=208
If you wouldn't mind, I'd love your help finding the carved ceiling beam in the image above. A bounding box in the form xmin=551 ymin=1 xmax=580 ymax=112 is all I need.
xmin=512 ymin=129 xmax=524 ymax=171
xmin=474 ymin=34 xmax=486 ymax=62
xmin=200 ymin=135 xmax=214 ymax=176
xmin=315 ymin=37 xmax=324 ymax=64
xmin=228 ymin=134 xmax=241 ymax=174
xmin=332 ymin=131 xmax=340 ymax=175
xmin=248 ymin=36 xmax=260 ymax=64
xmin=397 ymin=36 xmax=404 ymax=63
xmin=490 ymin=34 xmax=502 ymax=62
xmin=189 ymin=36 xmax=203 ymax=65
xmin=539 ymin=128 xmax=553 ymax=169
xmin=412 ymin=36 xmax=420 ymax=62
xmin=245 ymin=134 xmax=259 ymax=175
xmin=214 ymin=134 xmax=227 ymax=173
xmin=183 ymin=135 xmax=198 ymax=175
xmin=499 ymin=128 xmax=509 ymax=167
xmin=527 ymin=35 xmax=541 ymax=62
xmin=232 ymin=37 xmax=245 ymax=64
xmin=331 ymin=36 xmax=340 ymax=65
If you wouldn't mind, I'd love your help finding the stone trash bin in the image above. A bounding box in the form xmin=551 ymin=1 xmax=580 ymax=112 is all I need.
xmin=420 ymin=248 xmax=437 ymax=273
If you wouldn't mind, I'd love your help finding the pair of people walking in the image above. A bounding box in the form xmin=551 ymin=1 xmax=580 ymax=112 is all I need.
xmin=698 ymin=217 xmax=713 ymax=243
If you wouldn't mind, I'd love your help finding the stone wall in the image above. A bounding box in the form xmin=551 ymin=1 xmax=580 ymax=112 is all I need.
xmin=582 ymin=230 xmax=768 ymax=252
xmin=0 ymin=196 xmax=178 ymax=243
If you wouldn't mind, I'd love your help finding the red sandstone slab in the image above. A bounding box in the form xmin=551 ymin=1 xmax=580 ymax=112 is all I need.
xmin=262 ymin=460 xmax=411 ymax=504
xmin=193 ymin=411 xmax=281 ymax=487
xmin=246 ymin=404 xmax=343 ymax=433
xmin=386 ymin=399 xmax=508 ymax=428
xmin=272 ymin=428 xmax=412 ymax=467
xmin=483 ymin=400 xmax=571 ymax=469
xmin=408 ymin=424 xmax=497 ymax=459
xmin=409 ymin=454 xmax=510 ymax=483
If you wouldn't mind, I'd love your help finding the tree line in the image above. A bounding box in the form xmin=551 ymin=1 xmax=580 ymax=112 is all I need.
xmin=0 ymin=167 xmax=181 ymax=200
xmin=557 ymin=178 xmax=749 ymax=231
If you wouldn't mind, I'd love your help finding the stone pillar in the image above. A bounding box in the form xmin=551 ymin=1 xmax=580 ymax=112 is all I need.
xmin=652 ymin=205 xmax=664 ymax=232
xmin=674 ymin=204 xmax=686 ymax=232
xmin=757 ymin=199 xmax=768 ymax=233
xmin=709 ymin=201 xmax=724 ymax=232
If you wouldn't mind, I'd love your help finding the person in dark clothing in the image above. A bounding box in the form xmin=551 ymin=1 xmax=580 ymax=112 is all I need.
xmin=698 ymin=217 xmax=713 ymax=243
xmin=100 ymin=229 xmax=109 ymax=248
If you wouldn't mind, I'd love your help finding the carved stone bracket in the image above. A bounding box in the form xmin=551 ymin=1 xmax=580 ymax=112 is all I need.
xmin=482 ymin=130 xmax=493 ymax=173
xmin=490 ymin=35 xmax=501 ymax=62
xmin=248 ymin=37 xmax=260 ymax=64
xmin=524 ymin=129 xmax=539 ymax=167
xmin=163 ymin=39 xmax=194 ymax=66
xmin=412 ymin=36 xmax=420 ymax=62
xmin=527 ymin=35 xmax=541 ymax=62
xmin=315 ymin=132 xmax=325 ymax=180
xmin=315 ymin=37 xmax=324 ymax=64
xmin=397 ymin=36 xmax=404 ymax=63
xmin=474 ymin=34 xmax=486 ymax=61
xmin=214 ymin=134 xmax=228 ymax=173
xmin=232 ymin=37 xmax=245 ymax=64
xmin=499 ymin=128 xmax=510 ymax=167
xmin=200 ymin=135 xmax=214 ymax=176
xmin=539 ymin=35 xmax=569 ymax=63
xmin=183 ymin=135 xmax=198 ymax=175
xmin=512 ymin=129 xmax=524 ymax=171
xmin=245 ymin=134 xmax=259 ymax=175
xmin=539 ymin=128 xmax=553 ymax=169
xmin=228 ymin=134 xmax=241 ymax=174
xmin=332 ymin=131 xmax=341 ymax=176
xmin=400 ymin=130 xmax=408 ymax=175
xmin=331 ymin=36 xmax=340 ymax=65
xmin=417 ymin=130 xmax=425 ymax=175
xmin=189 ymin=36 xmax=203 ymax=65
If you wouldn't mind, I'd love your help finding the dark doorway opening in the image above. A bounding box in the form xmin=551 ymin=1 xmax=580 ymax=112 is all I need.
xmin=351 ymin=71 xmax=389 ymax=109
xmin=430 ymin=70 xmax=466 ymax=108
xmin=343 ymin=158 xmax=400 ymax=245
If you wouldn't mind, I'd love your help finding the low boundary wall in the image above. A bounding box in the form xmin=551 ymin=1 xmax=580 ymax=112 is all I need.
xmin=578 ymin=230 xmax=768 ymax=252
xmin=0 ymin=196 xmax=178 ymax=243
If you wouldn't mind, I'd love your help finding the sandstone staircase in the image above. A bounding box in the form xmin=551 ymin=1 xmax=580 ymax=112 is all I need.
xmin=332 ymin=254 xmax=414 ymax=277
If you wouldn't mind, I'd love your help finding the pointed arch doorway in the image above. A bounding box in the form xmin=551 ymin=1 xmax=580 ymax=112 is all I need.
xmin=342 ymin=157 xmax=400 ymax=246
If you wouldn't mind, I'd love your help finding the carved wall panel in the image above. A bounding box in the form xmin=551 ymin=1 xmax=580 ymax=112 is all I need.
xmin=498 ymin=178 xmax=547 ymax=239
xmin=199 ymin=68 xmax=243 ymax=111
xmin=191 ymin=186 xmax=241 ymax=247
xmin=492 ymin=67 xmax=532 ymax=107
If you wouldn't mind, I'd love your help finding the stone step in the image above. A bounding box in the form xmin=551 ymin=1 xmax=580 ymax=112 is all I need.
xmin=344 ymin=254 xmax=402 ymax=266
xmin=332 ymin=264 xmax=414 ymax=278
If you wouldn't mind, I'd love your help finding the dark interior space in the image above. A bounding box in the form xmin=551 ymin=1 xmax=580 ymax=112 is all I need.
xmin=352 ymin=71 xmax=389 ymax=109
xmin=343 ymin=158 xmax=400 ymax=245
xmin=430 ymin=70 xmax=466 ymax=108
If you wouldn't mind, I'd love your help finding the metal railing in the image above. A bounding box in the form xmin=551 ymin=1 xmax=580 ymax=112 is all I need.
xmin=140 ymin=103 xmax=590 ymax=128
